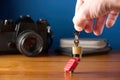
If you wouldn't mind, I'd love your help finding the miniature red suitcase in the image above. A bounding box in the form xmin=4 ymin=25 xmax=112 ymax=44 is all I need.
xmin=64 ymin=57 xmax=80 ymax=73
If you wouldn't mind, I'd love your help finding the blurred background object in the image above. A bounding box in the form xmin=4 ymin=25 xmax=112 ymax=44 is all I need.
xmin=0 ymin=0 xmax=120 ymax=50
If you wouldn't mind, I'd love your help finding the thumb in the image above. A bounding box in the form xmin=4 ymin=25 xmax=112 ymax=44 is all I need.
xmin=73 ymin=17 xmax=86 ymax=31
xmin=73 ymin=5 xmax=86 ymax=31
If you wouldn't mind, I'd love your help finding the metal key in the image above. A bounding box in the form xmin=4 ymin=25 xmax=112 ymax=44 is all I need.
xmin=72 ymin=31 xmax=83 ymax=58
xmin=74 ymin=30 xmax=79 ymax=47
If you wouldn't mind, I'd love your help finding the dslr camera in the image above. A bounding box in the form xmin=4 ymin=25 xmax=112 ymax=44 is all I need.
xmin=0 ymin=15 xmax=53 ymax=57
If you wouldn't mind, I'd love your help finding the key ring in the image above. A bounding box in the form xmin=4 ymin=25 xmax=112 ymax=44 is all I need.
xmin=74 ymin=30 xmax=79 ymax=46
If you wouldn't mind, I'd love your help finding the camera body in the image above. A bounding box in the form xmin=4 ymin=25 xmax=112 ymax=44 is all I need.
xmin=0 ymin=15 xmax=52 ymax=57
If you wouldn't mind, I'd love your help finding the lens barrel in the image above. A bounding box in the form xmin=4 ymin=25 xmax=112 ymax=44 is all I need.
xmin=16 ymin=30 xmax=44 ymax=57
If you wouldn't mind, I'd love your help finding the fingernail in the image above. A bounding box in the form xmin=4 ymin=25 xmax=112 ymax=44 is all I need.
xmin=106 ymin=21 xmax=114 ymax=28
xmin=93 ymin=31 xmax=102 ymax=36
xmin=74 ymin=25 xmax=83 ymax=31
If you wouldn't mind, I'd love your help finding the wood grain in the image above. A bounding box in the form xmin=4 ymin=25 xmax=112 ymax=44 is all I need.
xmin=0 ymin=50 xmax=120 ymax=80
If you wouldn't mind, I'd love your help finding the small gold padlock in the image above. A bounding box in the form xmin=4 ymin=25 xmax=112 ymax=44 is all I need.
xmin=72 ymin=46 xmax=82 ymax=55
xmin=72 ymin=46 xmax=83 ymax=58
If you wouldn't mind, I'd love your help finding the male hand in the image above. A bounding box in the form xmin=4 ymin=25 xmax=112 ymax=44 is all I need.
xmin=73 ymin=0 xmax=119 ymax=36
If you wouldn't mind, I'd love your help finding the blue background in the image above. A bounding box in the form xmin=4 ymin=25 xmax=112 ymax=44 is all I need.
xmin=0 ymin=0 xmax=120 ymax=49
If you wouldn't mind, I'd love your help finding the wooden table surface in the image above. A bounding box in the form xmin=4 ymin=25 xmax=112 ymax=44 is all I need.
xmin=0 ymin=50 xmax=120 ymax=80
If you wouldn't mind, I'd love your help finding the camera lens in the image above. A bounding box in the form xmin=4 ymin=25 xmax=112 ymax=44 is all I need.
xmin=23 ymin=37 xmax=37 ymax=52
xmin=16 ymin=30 xmax=44 ymax=56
